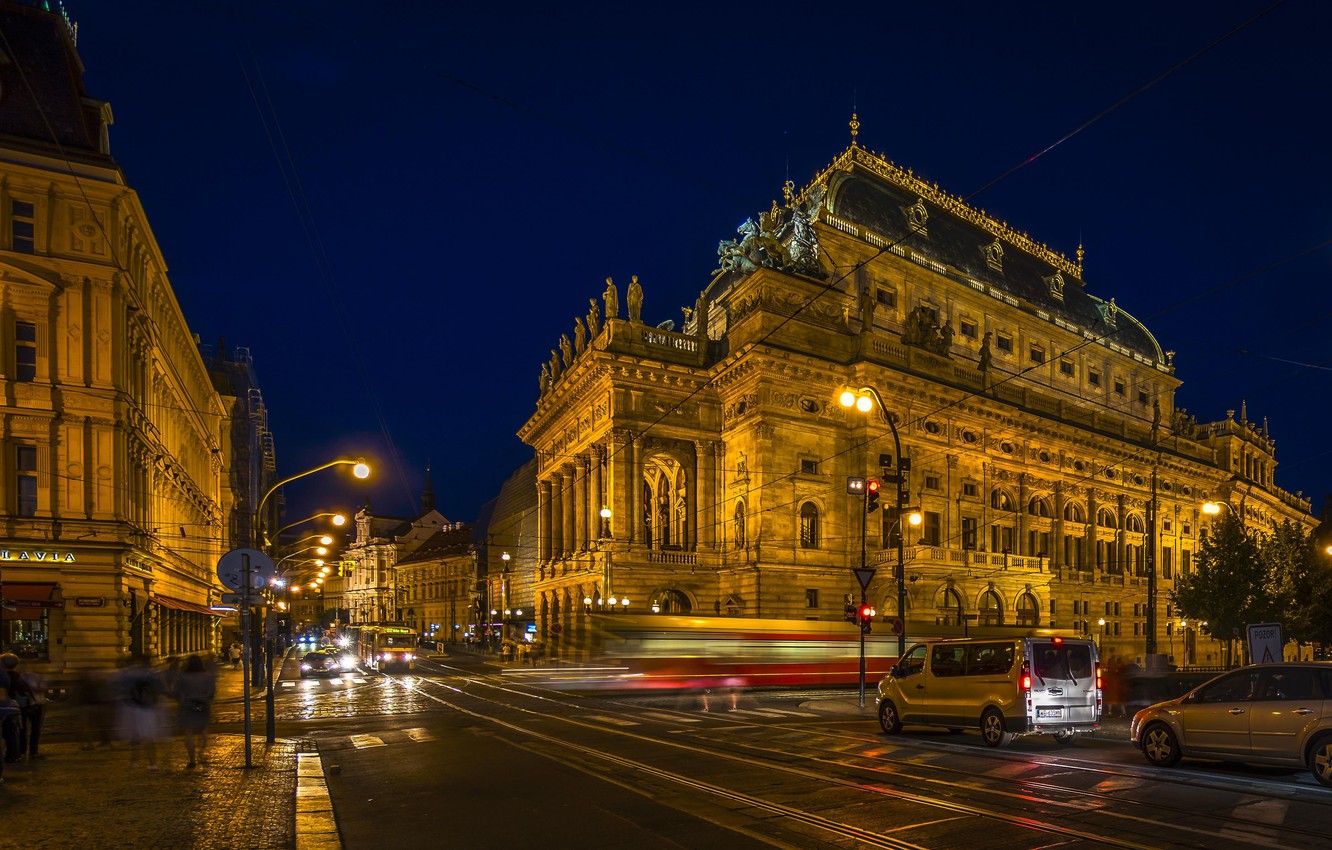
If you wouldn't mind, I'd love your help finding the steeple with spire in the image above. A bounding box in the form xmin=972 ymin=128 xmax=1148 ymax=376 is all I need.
xmin=421 ymin=464 xmax=437 ymax=513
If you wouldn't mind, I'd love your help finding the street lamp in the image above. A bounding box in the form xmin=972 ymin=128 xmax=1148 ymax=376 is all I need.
xmin=253 ymin=458 xmax=369 ymax=745
xmin=272 ymin=511 xmax=347 ymax=541
xmin=840 ymin=386 xmax=910 ymax=659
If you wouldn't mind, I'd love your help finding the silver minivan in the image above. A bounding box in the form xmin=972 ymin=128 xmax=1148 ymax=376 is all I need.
xmin=876 ymin=635 xmax=1102 ymax=746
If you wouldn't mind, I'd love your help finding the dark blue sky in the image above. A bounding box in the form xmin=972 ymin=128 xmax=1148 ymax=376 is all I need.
xmin=70 ymin=1 xmax=1332 ymax=523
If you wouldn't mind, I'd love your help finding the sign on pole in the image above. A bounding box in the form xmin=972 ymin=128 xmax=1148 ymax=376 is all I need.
xmin=853 ymin=568 xmax=876 ymax=592
xmin=1246 ymin=622 xmax=1283 ymax=665
xmin=217 ymin=548 xmax=276 ymax=592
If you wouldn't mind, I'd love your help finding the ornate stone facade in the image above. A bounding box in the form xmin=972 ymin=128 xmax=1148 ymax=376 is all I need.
xmin=518 ymin=128 xmax=1314 ymax=666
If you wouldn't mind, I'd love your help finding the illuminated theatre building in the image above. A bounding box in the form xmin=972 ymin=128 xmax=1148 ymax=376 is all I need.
xmin=0 ymin=3 xmax=249 ymax=674
xmin=520 ymin=121 xmax=1312 ymax=667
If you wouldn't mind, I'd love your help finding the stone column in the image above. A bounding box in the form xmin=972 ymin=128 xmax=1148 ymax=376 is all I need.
xmin=1017 ymin=473 xmax=1029 ymax=555
xmin=628 ymin=435 xmax=641 ymax=545
xmin=610 ymin=430 xmax=633 ymax=542
xmin=538 ymin=479 xmax=553 ymax=562
xmin=562 ymin=463 xmax=576 ymax=559
xmin=574 ymin=455 xmax=588 ymax=552
xmin=550 ymin=471 xmax=565 ymax=561
xmin=590 ymin=445 xmax=604 ymax=540
xmin=1053 ymin=483 xmax=1066 ymax=569
xmin=1085 ymin=486 xmax=1096 ymax=570
xmin=697 ymin=440 xmax=716 ymax=550
xmin=1116 ymin=495 xmax=1127 ymax=575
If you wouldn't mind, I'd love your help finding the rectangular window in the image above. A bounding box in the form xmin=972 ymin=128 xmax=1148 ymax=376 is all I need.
xmin=961 ymin=517 xmax=977 ymax=550
xmin=1114 ymin=602 xmax=1120 ymax=616
xmin=959 ymin=319 xmax=977 ymax=338
xmin=15 ymin=320 xmax=36 ymax=382
xmin=876 ymin=288 xmax=896 ymax=308
xmin=11 ymin=200 xmax=34 ymax=254
xmin=922 ymin=305 xmax=939 ymax=325
xmin=1182 ymin=550 xmax=1192 ymax=575
xmin=1089 ymin=370 xmax=1101 ymax=386
xmin=1138 ymin=390 xmax=1149 ymax=405
xmin=922 ymin=511 xmax=941 ymax=546
xmin=1133 ymin=622 xmax=1139 ymax=636
xmin=16 ymin=444 xmax=37 ymax=516
xmin=1071 ymin=601 xmax=1079 ymax=616
xmin=1029 ymin=345 xmax=1045 ymax=364
xmin=1162 ymin=546 xmax=1173 ymax=580
xmin=1114 ymin=379 xmax=1125 ymax=395
xmin=996 ymin=333 xmax=1012 ymax=353
xmin=1162 ymin=519 xmax=1172 ymax=532
xmin=800 ymin=459 xmax=818 ymax=475
xmin=1059 ymin=359 xmax=1074 ymax=376
xmin=805 ymin=588 xmax=819 ymax=609
xmin=924 ymin=475 xmax=940 ymax=490
xmin=962 ymin=482 xmax=978 ymax=497
xmin=1183 ymin=522 xmax=1192 ymax=536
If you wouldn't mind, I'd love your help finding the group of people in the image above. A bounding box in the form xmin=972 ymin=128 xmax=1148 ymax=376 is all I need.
xmin=70 ymin=653 xmax=219 ymax=771
xmin=0 ymin=652 xmax=46 ymax=784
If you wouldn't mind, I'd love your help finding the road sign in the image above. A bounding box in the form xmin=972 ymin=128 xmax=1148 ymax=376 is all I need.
xmin=1246 ymin=622 xmax=1283 ymax=664
xmin=880 ymin=474 xmax=903 ymax=484
xmin=218 ymin=592 xmax=257 ymax=608
xmin=846 ymin=476 xmax=866 ymax=495
xmin=217 ymin=548 xmax=275 ymax=592
xmin=853 ymin=568 xmax=876 ymax=591
xmin=887 ymin=617 xmax=904 ymax=635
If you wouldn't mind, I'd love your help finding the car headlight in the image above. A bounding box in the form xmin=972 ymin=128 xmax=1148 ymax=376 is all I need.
xmin=405 ymin=653 xmax=414 ymax=661
xmin=301 ymin=664 xmax=311 ymax=670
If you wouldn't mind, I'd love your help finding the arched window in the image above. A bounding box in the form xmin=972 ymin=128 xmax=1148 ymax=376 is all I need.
xmin=979 ymin=590 xmax=1003 ymax=626
xmin=1126 ymin=513 xmax=1145 ymax=533
xmin=991 ymin=489 xmax=1016 ymax=512
xmin=654 ymin=589 xmax=691 ymax=614
xmin=936 ymin=587 xmax=963 ymax=626
xmin=1097 ymin=508 xmax=1118 ymax=529
xmin=1016 ymin=592 xmax=1039 ymax=626
xmin=1063 ymin=501 xmax=1085 ymax=523
xmin=1028 ymin=496 xmax=1053 ymax=518
xmin=733 ymin=501 xmax=746 ymax=549
xmin=799 ymin=502 xmax=820 ymax=549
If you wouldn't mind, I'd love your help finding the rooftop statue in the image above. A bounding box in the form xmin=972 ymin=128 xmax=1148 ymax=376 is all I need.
xmin=587 ymin=298 xmax=601 ymax=338
xmin=695 ymin=291 xmax=709 ymax=339
xmin=979 ymin=332 xmax=993 ymax=372
xmin=603 ymin=277 xmax=619 ymax=320
xmin=574 ymin=317 xmax=587 ymax=355
xmin=549 ymin=349 xmax=561 ymax=381
xmin=559 ymin=334 xmax=573 ymax=368
xmin=627 ymin=275 xmax=644 ymax=324
xmin=716 ymin=197 xmax=825 ymax=279
xmin=539 ymin=363 xmax=550 ymax=396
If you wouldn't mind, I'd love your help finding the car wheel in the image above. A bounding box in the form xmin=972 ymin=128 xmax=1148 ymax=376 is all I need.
xmin=980 ymin=708 xmax=1013 ymax=747
xmin=1310 ymin=735 xmax=1332 ymax=788
xmin=1141 ymin=722 xmax=1182 ymax=767
xmin=1053 ymin=730 xmax=1081 ymax=745
xmin=878 ymin=700 xmax=903 ymax=735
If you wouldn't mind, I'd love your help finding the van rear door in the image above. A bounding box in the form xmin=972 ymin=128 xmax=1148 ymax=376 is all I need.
xmin=1027 ymin=639 xmax=1099 ymax=725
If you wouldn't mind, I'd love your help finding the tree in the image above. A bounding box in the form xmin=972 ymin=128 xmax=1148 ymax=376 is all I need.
xmin=1264 ymin=520 xmax=1318 ymax=645
xmin=1172 ymin=510 xmax=1265 ymax=666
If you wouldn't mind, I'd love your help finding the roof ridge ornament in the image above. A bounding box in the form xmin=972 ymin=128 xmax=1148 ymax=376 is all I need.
xmin=849 ymin=112 xmax=860 ymax=148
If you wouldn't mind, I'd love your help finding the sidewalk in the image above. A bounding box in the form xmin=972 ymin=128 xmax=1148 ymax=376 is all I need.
xmin=16 ymin=652 xmax=331 ymax=850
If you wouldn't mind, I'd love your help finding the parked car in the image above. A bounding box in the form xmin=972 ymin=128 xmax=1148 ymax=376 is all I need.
xmin=1130 ymin=662 xmax=1332 ymax=787
xmin=877 ymin=635 xmax=1101 ymax=746
xmin=299 ymin=650 xmax=340 ymax=678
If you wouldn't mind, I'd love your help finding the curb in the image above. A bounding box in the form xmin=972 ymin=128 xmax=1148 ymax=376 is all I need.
xmin=296 ymin=751 xmax=342 ymax=850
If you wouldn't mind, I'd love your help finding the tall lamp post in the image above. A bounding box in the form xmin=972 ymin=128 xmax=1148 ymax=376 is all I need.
xmin=253 ymin=458 xmax=369 ymax=744
xmin=840 ymin=387 xmax=910 ymax=659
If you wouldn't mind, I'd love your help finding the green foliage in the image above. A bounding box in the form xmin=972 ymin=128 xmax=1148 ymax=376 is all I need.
xmin=1173 ymin=512 xmax=1332 ymax=650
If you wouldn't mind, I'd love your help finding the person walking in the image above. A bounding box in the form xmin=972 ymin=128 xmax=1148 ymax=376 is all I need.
xmin=0 ymin=653 xmax=44 ymax=760
xmin=120 ymin=658 xmax=164 ymax=770
xmin=228 ymin=642 xmax=242 ymax=669
xmin=0 ymin=659 xmax=15 ymax=786
xmin=173 ymin=654 xmax=216 ymax=769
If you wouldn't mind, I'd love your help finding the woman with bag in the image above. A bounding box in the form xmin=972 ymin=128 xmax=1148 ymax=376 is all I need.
xmin=173 ymin=655 xmax=216 ymax=769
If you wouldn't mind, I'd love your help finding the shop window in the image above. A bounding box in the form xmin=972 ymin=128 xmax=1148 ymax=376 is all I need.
xmin=2 ymin=610 xmax=49 ymax=661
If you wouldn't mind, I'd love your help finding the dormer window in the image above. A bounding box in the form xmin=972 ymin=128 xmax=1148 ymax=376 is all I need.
xmin=904 ymin=198 xmax=928 ymax=236
xmin=1044 ymin=272 xmax=1065 ymax=300
xmin=982 ymin=239 xmax=1004 ymax=271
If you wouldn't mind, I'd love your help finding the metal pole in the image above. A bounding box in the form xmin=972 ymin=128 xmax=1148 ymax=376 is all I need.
xmin=241 ymin=554 xmax=253 ymax=769
xmin=889 ymin=413 xmax=907 ymax=661
xmin=1145 ymin=460 xmax=1158 ymax=662
xmin=859 ymin=486 xmax=867 ymax=709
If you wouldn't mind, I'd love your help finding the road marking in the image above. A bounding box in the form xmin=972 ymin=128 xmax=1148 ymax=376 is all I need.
xmin=642 ymin=712 xmax=701 ymax=723
xmin=351 ymin=677 xmax=367 ymax=683
xmin=1231 ymin=799 xmax=1288 ymax=825
xmin=405 ymin=727 xmax=435 ymax=742
xmin=728 ymin=709 xmax=787 ymax=717
xmin=350 ymin=734 xmax=385 ymax=748
xmin=282 ymin=681 xmax=296 ymax=688
xmin=760 ymin=708 xmax=818 ymax=718
xmin=586 ymin=715 xmax=639 ymax=726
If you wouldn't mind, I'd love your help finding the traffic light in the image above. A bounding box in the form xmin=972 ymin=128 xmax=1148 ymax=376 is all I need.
xmin=844 ymin=595 xmax=857 ymax=623
xmin=866 ymin=479 xmax=881 ymax=513
xmin=860 ymin=604 xmax=875 ymax=634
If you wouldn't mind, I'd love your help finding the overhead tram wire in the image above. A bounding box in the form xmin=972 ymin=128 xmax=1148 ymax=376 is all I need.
xmin=239 ymin=54 xmax=415 ymax=510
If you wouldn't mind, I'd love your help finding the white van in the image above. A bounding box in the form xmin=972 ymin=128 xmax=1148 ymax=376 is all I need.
xmin=875 ymin=635 xmax=1101 ymax=746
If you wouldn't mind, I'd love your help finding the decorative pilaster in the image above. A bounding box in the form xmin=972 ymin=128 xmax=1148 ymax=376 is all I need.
xmin=574 ymin=455 xmax=588 ymax=552
xmin=562 ymin=463 xmax=576 ymax=559
xmin=538 ymin=479 xmax=553 ymax=562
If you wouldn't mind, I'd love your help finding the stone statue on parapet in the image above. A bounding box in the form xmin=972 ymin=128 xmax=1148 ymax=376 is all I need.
xmin=559 ymin=334 xmax=573 ymax=368
xmin=549 ymin=349 xmax=561 ymax=381
xmin=587 ymin=298 xmax=601 ymax=338
xmin=979 ymin=332 xmax=992 ymax=372
xmin=603 ymin=277 xmax=619 ymax=320
xmin=695 ymin=291 xmax=708 ymax=339
xmin=860 ymin=282 xmax=877 ymax=331
xmin=628 ymin=275 xmax=644 ymax=324
xmin=539 ymin=363 xmax=550 ymax=396
xmin=574 ymin=317 xmax=587 ymax=355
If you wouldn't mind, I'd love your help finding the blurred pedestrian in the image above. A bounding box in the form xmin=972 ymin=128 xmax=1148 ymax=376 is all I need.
xmin=1103 ymin=656 xmax=1128 ymax=717
xmin=0 ymin=659 xmax=16 ymax=785
xmin=1 ymin=653 xmax=45 ymax=760
xmin=119 ymin=658 xmax=164 ymax=770
xmin=74 ymin=669 xmax=114 ymax=750
xmin=228 ymin=642 xmax=242 ymax=668
xmin=173 ymin=654 xmax=216 ymax=769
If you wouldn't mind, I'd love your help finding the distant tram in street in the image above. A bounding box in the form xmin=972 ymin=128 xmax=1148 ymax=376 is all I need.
xmin=348 ymin=623 xmax=419 ymax=672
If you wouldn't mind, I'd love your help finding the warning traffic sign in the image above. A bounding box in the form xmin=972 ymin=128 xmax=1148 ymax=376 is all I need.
xmin=1246 ymin=622 xmax=1283 ymax=665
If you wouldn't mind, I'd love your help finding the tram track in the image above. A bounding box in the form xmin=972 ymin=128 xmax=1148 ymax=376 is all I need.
xmin=369 ymin=670 xmax=1323 ymax=850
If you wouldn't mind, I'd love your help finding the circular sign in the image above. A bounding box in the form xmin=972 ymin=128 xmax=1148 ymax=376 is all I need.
xmin=216 ymin=548 xmax=276 ymax=593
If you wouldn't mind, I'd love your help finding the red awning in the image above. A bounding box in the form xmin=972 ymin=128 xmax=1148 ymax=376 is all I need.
xmin=154 ymin=594 xmax=219 ymax=617
xmin=2 ymin=583 xmax=61 ymax=620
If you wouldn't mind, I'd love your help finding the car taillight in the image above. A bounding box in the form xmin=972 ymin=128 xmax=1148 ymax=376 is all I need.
xmin=1020 ymin=661 xmax=1031 ymax=691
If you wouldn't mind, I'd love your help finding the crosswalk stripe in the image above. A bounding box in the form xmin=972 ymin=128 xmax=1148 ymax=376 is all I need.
xmin=351 ymin=677 xmax=367 ymax=683
xmin=760 ymin=708 xmax=818 ymax=717
xmin=405 ymin=728 xmax=435 ymax=742
xmin=729 ymin=709 xmax=787 ymax=717
xmin=350 ymin=734 xmax=385 ymax=749
xmin=586 ymin=715 xmax=639 ymax=726
xmin=281 ymin=681 xmax=295 ymax=688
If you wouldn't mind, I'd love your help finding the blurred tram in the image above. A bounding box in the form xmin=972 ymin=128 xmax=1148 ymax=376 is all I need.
xmin=581 ymin=614 xmax=902 ymax=690
xmin=348 ymin=623 xmax=419 ymax=672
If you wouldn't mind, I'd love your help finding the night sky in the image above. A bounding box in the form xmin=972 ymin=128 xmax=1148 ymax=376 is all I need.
xmin=66 ymin=1 xmax=1332 ymax=525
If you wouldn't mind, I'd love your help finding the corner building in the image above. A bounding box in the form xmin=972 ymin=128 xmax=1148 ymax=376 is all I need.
xmin=519 ymin=127 xmax=1312 ymax=666
xmin=0 ymin=4 xmax=241 ymax=674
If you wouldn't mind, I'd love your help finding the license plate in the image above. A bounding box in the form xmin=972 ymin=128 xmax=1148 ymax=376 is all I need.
xmin=1036 ymin=708 xmax=1064 ymax=719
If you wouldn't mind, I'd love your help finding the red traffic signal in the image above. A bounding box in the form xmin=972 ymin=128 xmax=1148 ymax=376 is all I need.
xmin=859 ymin=604 xmax=874 ymax=620
xmin=866 ymin=479 xmax=881 ymax=513
xmin=867 ymin=479 xmax=880 ymax=494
